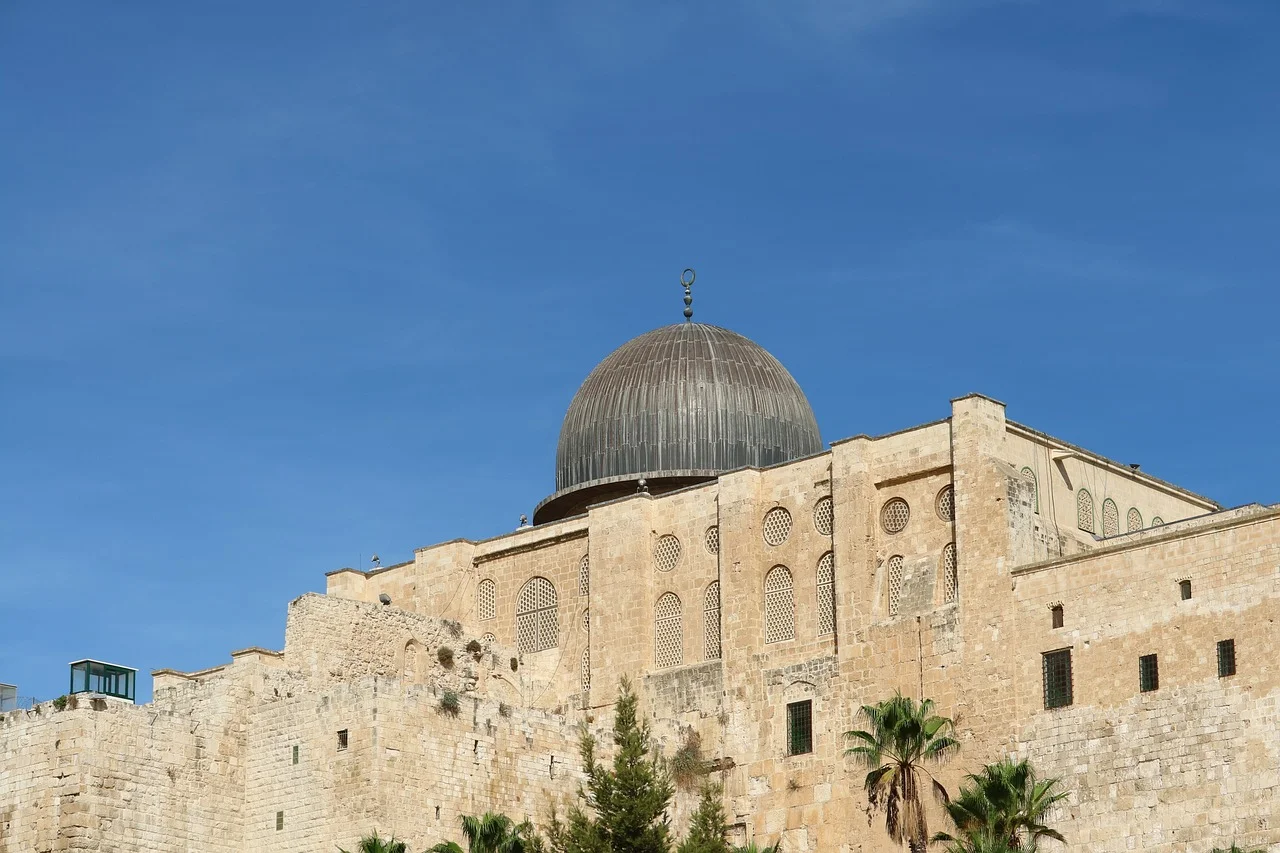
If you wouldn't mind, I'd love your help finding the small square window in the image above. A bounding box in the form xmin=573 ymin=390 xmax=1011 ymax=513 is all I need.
xmin=786 ymin=700 xmax=813 ymax=756
xmin=291 ymin=744 xmax=299 ymax=765
xmin=276 ymin=811 xmax=284 ymax=831
xmin=1050 ymin=605 xmax=1064 ymax=629
xmin=1179 ymin=580 xmax=1192 ymax=601
xmin=337 ymin=729 xmax=349 ymax=750
xmin=1217 ymin=639 xmax=1236 ymax=678
xmin=1139 ymin=654 xmax=1159 ymax=692
xmin=1042 ymin=649 xmax=1073 ymax=710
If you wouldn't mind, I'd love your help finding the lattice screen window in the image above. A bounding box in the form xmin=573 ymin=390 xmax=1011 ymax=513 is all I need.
xmin=764 ymin=566 xmax=795 ymax=643
xmin=1127 ymin=507 xmax=1143 ymax=532
xmin=1152 ymin=516 xmax=1164 ymax=526
xmin=1021 ymin=467 xmax=1039 ymax=513
xmin=515 ymin=576 xmax=558 ymax=653
xmin=582 ymin=609 xmax=590 ymax=632
xmin=482 ymin=633 xmax=495 ymax=644
xmin=654 ymin=534 xmax=682 ymax=572
xmin=763 ymin=507 xmax=793 ymax=546
xmin=581 ymin=649 xmax=590 ymax=694
xmin=705 ymin=525 xmax=720 ymax=555
xmin=816 ymin=552 xmax=835 ymax=635
xmin=578 ymin=554 xmax=590 ymax=596
xmin=941 ymin=543 xmax=957 ymax=604
xmin=936 ymin=486 xmax=955 ymax=522
xmin=654 ymin=593 xmax=683 ymax=669
xmin=887 ymin=555 xmax=904 ymax=616
xmin=477 ymin=578 xmax=496 ymax=621
xmin=1102 ymin=499 xmax=1120 ymax=537
xmin=881 ymin=498 xmax=910 ymax=534
xmin=813 ymin=497 xmax=833 ymax=536
xmin=1076 ymin=490 xmax=1095 ymax=533
xmin=704 ymin=582 xmax=722 ymax=660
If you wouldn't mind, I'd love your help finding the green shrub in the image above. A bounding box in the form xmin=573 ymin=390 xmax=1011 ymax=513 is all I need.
xmin=440 ymin=691 xmax=461 ymax=717
xmin=437 ymin=646 xmax=455 ymax=668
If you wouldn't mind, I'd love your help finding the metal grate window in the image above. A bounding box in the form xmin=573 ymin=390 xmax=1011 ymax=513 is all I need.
xmin=813 ymin=497 xmax=833 ymax=536
xmin=764 ymin=566 xmax=795 ymax=643
xmin=786 ymin=700 xmax=813 ymax=756
xmin=654 ymin=534 xmax=682 ymax=572
xmin=1217 ymin=639 xmax=1236 ymax=678
xmin=276 ymin=811 xmax=284 ymax=831
xmin=704 ymin=525 xmax=720 ymax=555
xmin=578 ymin=554 xmax=590 ymax=596
xmin=1139 ymin=654 xmax=1159 ymax=692
xmin=763 ymin=507 xmax=793 ymax=546
xmin=1127 ymin=507 xmax=1143 ymax=532
xmin=1076 ymin=490 xmax=1095 ymax=533
xmin=816 ymin=552 xmax=835 ymax=635
xmin=1042 ymin=649 xmax=1073 ymax=709
xmin=516 ymin=576 xmax=559 ymax=653
xmin=478 ymin=578 xmax=496 ymax=621
xmin=654 ymin=593 xmax=683 ymax=669
xmin=292 ymin=745 xmax=299 ymax=765
xmin=881 ymin=498 xmax=910 ymax=534
xmin=1021 ymin=467 xmax=1039 ymax=513
xmin=936 ymin=486 xmax=955 ymax=522
xmin=1152 ymin=516 xmax=1165 ymax=526
xmin=1051 ymin=605 xmax=1064 ymax=629
xmin=1180 ymin=579 xmax=1192 ymax=600
xmin=1102 ymin=498 xmax=1120 ymax=537
xmin=704 ymin=582 xmax=721 ymax=660
xmin=887 ymin=555 xmax=904 ymax=616
xmin=337 ymin=729 xmax=348 ymax=750
xmin=941 ymin=543 xmax=957 ymax=603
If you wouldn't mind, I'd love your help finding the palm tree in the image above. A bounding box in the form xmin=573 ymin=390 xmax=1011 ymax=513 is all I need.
xmin=843 ymin=693 xmax=959 ymax=853
xmin=731 ymin=843 xmax=780 ymax=853
xmin=340 ymin=831 xmax=409 ymax=853
xmin=430 ymin=812 xmax=539 ymax=853
xmin=933 ymin=827 xmax=1019 ymax=853
xmin=933 ymin=759 xmax=1066 ymax=852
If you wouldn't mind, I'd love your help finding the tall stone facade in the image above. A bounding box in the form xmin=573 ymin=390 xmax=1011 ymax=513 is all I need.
xmin=3 ymin=394 xmax=1277 ymax=852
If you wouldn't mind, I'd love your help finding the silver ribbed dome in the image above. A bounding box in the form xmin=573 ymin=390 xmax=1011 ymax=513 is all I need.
xmin=534 ymin=323 xmax=822 ymax=523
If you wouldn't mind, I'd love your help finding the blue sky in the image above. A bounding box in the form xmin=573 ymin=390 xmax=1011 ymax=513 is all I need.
xmin=2 ymin=1 xmax=1277 ymax=703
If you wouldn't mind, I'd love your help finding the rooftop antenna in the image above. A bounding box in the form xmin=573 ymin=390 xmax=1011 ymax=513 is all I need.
xmin=681 ymin=268 xmax=695 ymax=321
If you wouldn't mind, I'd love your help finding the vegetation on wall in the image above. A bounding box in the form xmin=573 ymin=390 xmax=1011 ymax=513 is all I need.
xmin=932 ymin=758 xmax=1066 ymax=853
xmin=669 ymin=729 xmax=706 ymax=792
xmin=439 ymin=691 xmax=461 ymax=717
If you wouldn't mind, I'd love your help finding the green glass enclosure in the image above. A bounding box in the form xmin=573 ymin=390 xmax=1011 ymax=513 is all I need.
xmin=69 ymin=660 xmax=136 ymax=702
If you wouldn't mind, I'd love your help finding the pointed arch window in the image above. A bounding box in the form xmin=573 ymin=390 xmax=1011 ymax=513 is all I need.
xmin=816 ymin=552 xmax=835 ymax=635
xmin=477 ymin=578 xmax=496 ymax=621
xmin=654 ymin=593 xmax=683 ymax=669
xmin=1127 ymin=507 xmax=1143 ymax=532
xmin=1021 ymin=467 xmax=1038 ymax=514
xmin=764 ymin=566 xmax=795 ymax=644
xmin=1076 ymin=489 xmax=1095 ymax=533
xmin=1102 ymin=498 xmax=1120 ymax=537
xmin=516 ymin=577 xmax=558 ymax=653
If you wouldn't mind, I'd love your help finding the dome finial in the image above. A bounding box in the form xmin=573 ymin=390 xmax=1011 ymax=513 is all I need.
xmin=680 ymin=268 xmax=695 ymax=321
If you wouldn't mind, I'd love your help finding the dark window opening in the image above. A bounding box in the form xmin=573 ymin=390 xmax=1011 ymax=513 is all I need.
xmin=1217 ymin=639 xmax=1236 ymax=678
xmin=1050 ymin=605 xmax=1064 ymax=629
xmin=291 ymin=745 xmax=299 ymax=765
xmin=435 ymin=806 xmax=441 ymax=820
xmin=1180 ymin=580 xmax=1192 ymax=600
xmin=1042 ymin=649 xmax=1073 ymax=710
xmin=337 ymin=729 xmax=348 ymax=750
xmin=786 ymin=700 xmax=813 ymax=756
xmin=276 ymin=811 xmax=284 ymax=831
xmin=1139 ymin=654 xmax=1159 ymax=692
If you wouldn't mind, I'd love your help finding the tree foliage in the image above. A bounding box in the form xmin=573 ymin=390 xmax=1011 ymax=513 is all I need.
xmin=932 ymin=758 xmax=1066 ymax=853
xmin=341 ymin=831 xmax=410 ymax=853
xmin=676 ymin=784 xmax=729 ymax=853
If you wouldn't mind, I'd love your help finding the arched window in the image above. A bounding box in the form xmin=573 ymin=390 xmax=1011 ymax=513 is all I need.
xmin=813 ymin=497 xmax=833 ymax=536
xmin=1021 ymin=467 xmax=1038 ymax=514
xmin=887 ymin=555 xmax=904 ymax=616
xmin=403 ymin=640 xmax=421 ymax=682
xmin=1152 ymin=516 xmax=1165 ymax=526
xmin=581 ymin=649 xmax=590 ymax=695
xmin=1127 ymin=507 xmax=1143 ymax=532
xmin=941 ymin=543 xmax=957 ymax=604
xmin=1076 ymin=489 xmax=1095 ymax=533
xmin=654 ymin=593 xmax=683 ymax=669
xmin=516 ymin=577 xmax=558 ymax=654
xmin=704 ymin=582 xmax=721 ymax=660
xmin=477 ymin=579 xmax=496 ymax=621
xmin=816 ymin=552 xmax=835 ymax=635
xmin=1102 ymin=498 xmax=1119 ymax=537
xmin=578 ymin=554 xmax=590 ymax=596
xmin=764 ymin=566 xmax=795 ymax=644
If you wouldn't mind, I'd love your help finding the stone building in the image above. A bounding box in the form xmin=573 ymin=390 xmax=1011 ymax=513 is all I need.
xmin=2 ymin=291 xmax=1278 ymax=853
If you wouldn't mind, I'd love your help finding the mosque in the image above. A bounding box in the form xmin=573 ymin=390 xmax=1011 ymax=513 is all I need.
xmin=1 ymin=273 xmax=1277 ymax=853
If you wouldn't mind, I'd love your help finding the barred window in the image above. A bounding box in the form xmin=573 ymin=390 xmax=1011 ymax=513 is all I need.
xmin=1042 ymin=649 xmax=1073 ymax=709
xmin=786 ymin=700 xmax=813 ymax=756
xmin=763 ymin=507 xmax=793 ymax=546
xmin=654 ymin=534 xmax=682 ymax=572
xmin=1021 ymin=467 xmax=1039 ymax=513
xmin=816 ymin=552 xmax=835 ymax=635
xmin=477 ymin=578 xmax=496 ymax=621
xmin=813 ymin=497 xmax=833 ymax=536
xmin=1151 ymin=516 xmax=1165 ymax=526
xmin=578 ymin=554 xmax=590 ymax=596
xmin=941 ymin=543 xmax=957 ymax=604
xmin=1076 ymin=490 xmax=1095 ymax=533
xmin=936 ymin=486 xmax=955 ymax=522
xmin=881 ymin=498 xmax=910 ymax=534
xmin=1102 ymin=498 xmax=1120 ymax=537
xmin=704 ymin=581 xmax=722 ymax=660
xmin=764 ymin=566 xmax=795 ymax=644
xmin=887 ymin=555 xmax=904 ymax=616
xmin=1217 ymin=639 xmax=1236 ymax=678
xmin=1139 ymin=654 xmax=1159 ymax=692
xmin=704 ymin=525 xmax=720 ymax=555
xmin=654 ymin=593 xmax=683 ymax=669
xmin=516 ymin=577 xmax=558 ymax=654
xmin=1127 ymin=507 xmax=1143 ymax=532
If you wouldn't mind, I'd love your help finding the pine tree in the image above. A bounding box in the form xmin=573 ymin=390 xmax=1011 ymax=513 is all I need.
xmin=676 ymin=785 xmax=730 ymax=853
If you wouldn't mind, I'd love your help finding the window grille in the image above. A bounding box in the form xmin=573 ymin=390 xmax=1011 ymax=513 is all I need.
xmin=581 ymin=649 xmax=590 ymax=694
xmin=786 ymin=700 xmax=813 ymax=756
xmin=763 ymin=507 xmax=793 ymax=546
xmin=1180 ymin=579 xmax=1192 ymax=600
xmin=1217 ymin=639 xmax=1236 ymax=678
xmin=936 ymin=486 xmax=955 ymax=522
xmin=276 ymin=811 xmax=284 ymax=831
xmin=816 ymin=552 xmax=835 ymax=635
xmin=1042 ymin=649 xmax=1073 ymax=709
xmin=813 ymin=497 xmax=833 ymax=536
xmin=1127 ymin=507 xmax=1143 ymax=532
xmin=704 ymin=581 xmax=721 ymax=660
xmin=582 ymin=609 xmax=589 ymax=632
xmin=654 ymin=593 xmax=683 ymax=669
xmin=704 ymin=525 xmax=720 ymax=555
xmin=764 ymin=566 xmax=795 ymax=643
xmin=941 ymin=543 xmax=957 ymax=604
xmin=881 ymin=498 xmax=910 ymax=534
xmin=578 ymin=554 xmax=590 ymax=596
xmin=654 ymin=534 xmax=682 ymax=572
xmin=1051 ymin=605 xmax=1064 ymax=629
xmin=1152 ymin=516 xmax=1164 ymax=526
xmin=1076 ymin=490 xmax=1095 ymax=533
xmin=887 ymin=555 xmax=904 ymax=616
xmin=516 ymin=577 xmax=559 ymax=653
xmin=477 ymin=579 xmax=496 ymax=621
xmin=292 ymin=745 xmax=299 ymax=765
xmin=1139 ymin=654 xmax=1159 ymax=692
xmin=1102 ymin=499 xmax=1120 ymax=537
xmin=1021 ymin=467 xmax=1039 ymax=513
xmin=481 ymin=633 xmax=495 ymax=644
xmin=337 ymin=729 xmax=349 ymax=750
